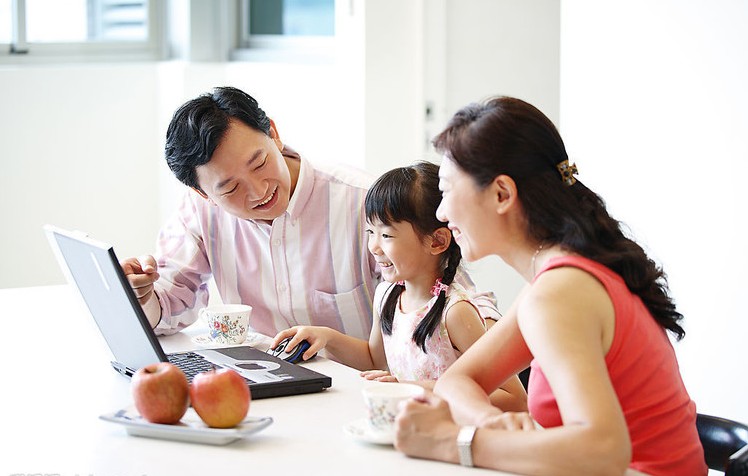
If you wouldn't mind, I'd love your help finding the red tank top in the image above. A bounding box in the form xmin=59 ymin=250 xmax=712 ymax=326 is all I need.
xmin=527 ymin=256 xmax=706 ymax=475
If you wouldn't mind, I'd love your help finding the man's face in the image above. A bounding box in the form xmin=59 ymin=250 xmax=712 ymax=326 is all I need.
xmin=195 ymin=119 xmax=294 ymax=221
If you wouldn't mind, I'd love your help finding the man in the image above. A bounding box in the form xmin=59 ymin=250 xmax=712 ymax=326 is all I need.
xmin=122 ymin=87 xmax=498 ymax=340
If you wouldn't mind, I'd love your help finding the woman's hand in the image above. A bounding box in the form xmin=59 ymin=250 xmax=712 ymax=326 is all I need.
xmin=394 ymin=391 xmax=461 ymax=463
xmin=481 ymin=411 xmax=537 ymax=431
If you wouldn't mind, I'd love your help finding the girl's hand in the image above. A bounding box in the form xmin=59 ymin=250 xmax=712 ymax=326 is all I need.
xmin=393 ymin=391 xmax=461 ymax=463
xmin=269 ymin=325 xmax=332 ymax=359
xmin=360 ymin=369 xmax=398 ymax=382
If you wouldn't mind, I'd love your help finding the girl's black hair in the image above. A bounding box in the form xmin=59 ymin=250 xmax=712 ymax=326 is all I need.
xmin=433 ymin=96 xmax=685 ymax=340
xmin=365 ymin=162 xmax=462 ymax=352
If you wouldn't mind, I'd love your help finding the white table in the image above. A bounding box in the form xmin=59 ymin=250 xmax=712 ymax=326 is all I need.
xmin=1 ymin=285 xmax=509 ymax=476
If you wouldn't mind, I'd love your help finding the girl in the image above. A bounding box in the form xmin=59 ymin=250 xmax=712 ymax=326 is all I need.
xmin=271 ymin=162 xmax=526 ymax=408
xmin=394 ymin=97 xmax=706 ymax=475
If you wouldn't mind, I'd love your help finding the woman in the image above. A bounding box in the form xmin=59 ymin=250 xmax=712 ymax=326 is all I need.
xmin=394 ymin=97 xmax=706 ymax=475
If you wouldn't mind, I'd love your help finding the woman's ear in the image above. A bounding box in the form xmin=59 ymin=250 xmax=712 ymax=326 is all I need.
xmin=493 ymin=175 xmax=518 ymax=214
xmin=269 ymin=118 xmax=284 ymax=151
xmin=429 ymin=227 xmax=452 ymax=255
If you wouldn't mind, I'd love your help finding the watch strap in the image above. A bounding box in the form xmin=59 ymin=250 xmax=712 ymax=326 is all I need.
xmin=457 ymin=425 xmax=477 ymax=467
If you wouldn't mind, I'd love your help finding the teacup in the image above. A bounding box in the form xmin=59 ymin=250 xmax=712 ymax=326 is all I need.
xmin=362 ymin=383 xmax=425 ymax=434
xmin=198 ymin=304 xmax=252 ymax=345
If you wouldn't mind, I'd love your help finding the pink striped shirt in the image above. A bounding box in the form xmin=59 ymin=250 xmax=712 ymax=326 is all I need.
xmin=153 ymin=154 xmax=499 ymax=339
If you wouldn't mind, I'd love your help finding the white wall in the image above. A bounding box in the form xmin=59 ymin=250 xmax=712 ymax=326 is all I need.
xmin=561 ymin=0 xmax=748 ymax=423
xmin=0 ymin=64 xmax=162 ymax=288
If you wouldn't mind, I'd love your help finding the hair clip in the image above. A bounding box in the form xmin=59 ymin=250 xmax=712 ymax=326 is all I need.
xmin=556 ymin=159 xmax=579 ymax=186
xmin=430 ymin=278 xmax=448 ymax=297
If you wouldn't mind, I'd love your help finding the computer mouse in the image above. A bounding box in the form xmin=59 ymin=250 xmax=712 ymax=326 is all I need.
xmin=268 ymin=337 xmax=316 ymax=364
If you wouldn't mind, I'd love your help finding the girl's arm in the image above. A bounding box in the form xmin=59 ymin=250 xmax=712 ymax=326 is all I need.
xmin=271 ymin=286 xmax=389 ymax=371
xmin=422 ymin=268 xmax=631 ymax=474
xmin=270 ymin=324 xmax=384 ymax=370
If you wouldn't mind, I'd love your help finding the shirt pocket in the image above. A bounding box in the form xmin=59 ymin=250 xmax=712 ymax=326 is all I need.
xmin=312 ymin=283 xmax=373 ymax=340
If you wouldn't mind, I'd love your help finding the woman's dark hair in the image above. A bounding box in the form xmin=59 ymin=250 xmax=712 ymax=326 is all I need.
xmin=433 ymin=96 xmax=685 ymax=340
xmin=365 ymin=162 xmax=463 ymax=352
xmin=164 ymin=86 xmax=271 ymax=192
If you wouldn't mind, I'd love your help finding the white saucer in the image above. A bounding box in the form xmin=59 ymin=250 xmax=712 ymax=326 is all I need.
xmin=191 ymin=332 xmax=264 ymax=348
xmin=343 ymin=418 xmax=394 ymax=445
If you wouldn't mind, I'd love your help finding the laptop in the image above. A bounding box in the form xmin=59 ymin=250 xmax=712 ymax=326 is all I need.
xmin=44 ymin=225 xmax=332 ymax=399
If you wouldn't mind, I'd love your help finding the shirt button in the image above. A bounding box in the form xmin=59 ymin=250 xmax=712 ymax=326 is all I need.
xmin=273 ymin=239 xmax=281 ymax=246
xmin=278 ymin=284 xmax=287 ymax=292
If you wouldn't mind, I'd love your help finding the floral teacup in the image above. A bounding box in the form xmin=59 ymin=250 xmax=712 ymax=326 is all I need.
xmin=198 ymin=304 xmax=252 ymax=345
xmin=362 ymin=383 xmax=424 ymax=435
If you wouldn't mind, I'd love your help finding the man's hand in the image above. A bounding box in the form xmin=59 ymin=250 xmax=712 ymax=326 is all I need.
xmin=120 ymin=255 xmax=161 ymax=328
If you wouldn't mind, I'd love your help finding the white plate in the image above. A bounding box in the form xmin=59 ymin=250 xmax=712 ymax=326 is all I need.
xmin=343 ymin=418 xmax=394 ymax=446
xmin=100 ymin=406 xmax=273 ymax=445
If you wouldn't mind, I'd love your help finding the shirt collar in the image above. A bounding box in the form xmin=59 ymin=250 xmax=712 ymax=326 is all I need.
xmin=284 ymin=147 xmax=312 ymax=223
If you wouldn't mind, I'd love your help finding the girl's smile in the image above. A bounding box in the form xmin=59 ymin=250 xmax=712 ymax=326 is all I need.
xmin=366 ymin=220 xmax=441 ymax=291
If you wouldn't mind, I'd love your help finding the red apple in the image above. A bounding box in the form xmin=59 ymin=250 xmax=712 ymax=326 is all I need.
xmin=190 ymin=368 xmax=250 ymax=428
xmin=131 ymin=362 xmax=189 ymax=424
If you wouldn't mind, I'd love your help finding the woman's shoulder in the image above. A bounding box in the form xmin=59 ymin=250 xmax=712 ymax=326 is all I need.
xmin=537 ymin=255 xmax=622 ymax=285
xmin=520 ymin=261 xmax=614 ymax=339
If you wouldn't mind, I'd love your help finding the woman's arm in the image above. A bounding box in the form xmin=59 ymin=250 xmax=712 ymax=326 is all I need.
xmin=435 ymin=286 xmax=534 ymax=424
xmin=414 ymin=268 xmax=631 ymax=474
xmin=445 ymin=300 xmax=528 ymax=413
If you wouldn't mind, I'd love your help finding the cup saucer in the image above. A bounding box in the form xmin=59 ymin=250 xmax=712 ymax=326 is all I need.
xmin=190 ymin=332 xmax=263 ymax=348
xmin=343 ymin=418 xmax=393 ymax=446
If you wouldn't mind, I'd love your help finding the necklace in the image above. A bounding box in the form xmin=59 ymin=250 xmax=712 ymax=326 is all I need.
xmin=531 ymin=243 xmax=544 ymax=276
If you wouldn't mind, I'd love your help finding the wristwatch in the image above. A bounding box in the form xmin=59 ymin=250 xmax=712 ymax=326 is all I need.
xmin=457 ymin=425 xmax=477 ymax=467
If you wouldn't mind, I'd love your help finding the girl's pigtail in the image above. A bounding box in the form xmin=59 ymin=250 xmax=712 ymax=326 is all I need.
xmin=413 ymin=242 xmax=462 ymax=352
xmin=380 ymin=282 xmax=404 ymax=335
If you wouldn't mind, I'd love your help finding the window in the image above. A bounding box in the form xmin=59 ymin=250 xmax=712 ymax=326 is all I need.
xmin=232 ymin=0 xmax=335 ymax=63
xmin=246 ymin=0 xmax=334 ymax=37
xmin=0 ymin=0 xmax=163 ymax=62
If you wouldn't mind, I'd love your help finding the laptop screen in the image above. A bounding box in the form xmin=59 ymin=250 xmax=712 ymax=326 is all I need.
xmin=45 ymin=226 xmax=166 ymax=374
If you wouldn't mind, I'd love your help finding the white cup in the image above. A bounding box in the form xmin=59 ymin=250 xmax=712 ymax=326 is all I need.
xmin=362 ymin=383 xmax=425 ymax=434
xmin=198 ymin=304 xmax=252 ymax=345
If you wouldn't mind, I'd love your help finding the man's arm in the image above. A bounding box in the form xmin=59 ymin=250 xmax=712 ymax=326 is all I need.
xmin=141 ymin=191 xmax=215 ymax=335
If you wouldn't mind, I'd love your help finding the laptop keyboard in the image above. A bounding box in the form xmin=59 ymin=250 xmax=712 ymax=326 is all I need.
xmin=167 ymin=352 xmax=217 ymax=381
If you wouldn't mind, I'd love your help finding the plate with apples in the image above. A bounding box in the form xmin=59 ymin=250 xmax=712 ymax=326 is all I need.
xmin=100 ymin=362 xmax=272 ymax=445
xmin=100 ymin=407 xmax=273 ymax=445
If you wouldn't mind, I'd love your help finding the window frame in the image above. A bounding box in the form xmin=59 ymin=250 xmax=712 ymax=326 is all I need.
xmin=0 ymin=0 xmax=166 ymax=64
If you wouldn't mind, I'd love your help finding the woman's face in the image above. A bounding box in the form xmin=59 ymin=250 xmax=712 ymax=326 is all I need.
xmin=436 ymin=157 xmax=498 ymax=262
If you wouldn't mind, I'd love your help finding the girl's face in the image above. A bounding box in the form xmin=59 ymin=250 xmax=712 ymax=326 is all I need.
xmin=436 ymin=156 xmax=497 ymax=262
xmin=366 ymin=219 xmax=438 ymax=285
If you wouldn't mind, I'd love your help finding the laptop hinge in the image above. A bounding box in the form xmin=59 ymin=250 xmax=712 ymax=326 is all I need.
xmin=111 ymin=361 xmax=136 ymax=378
